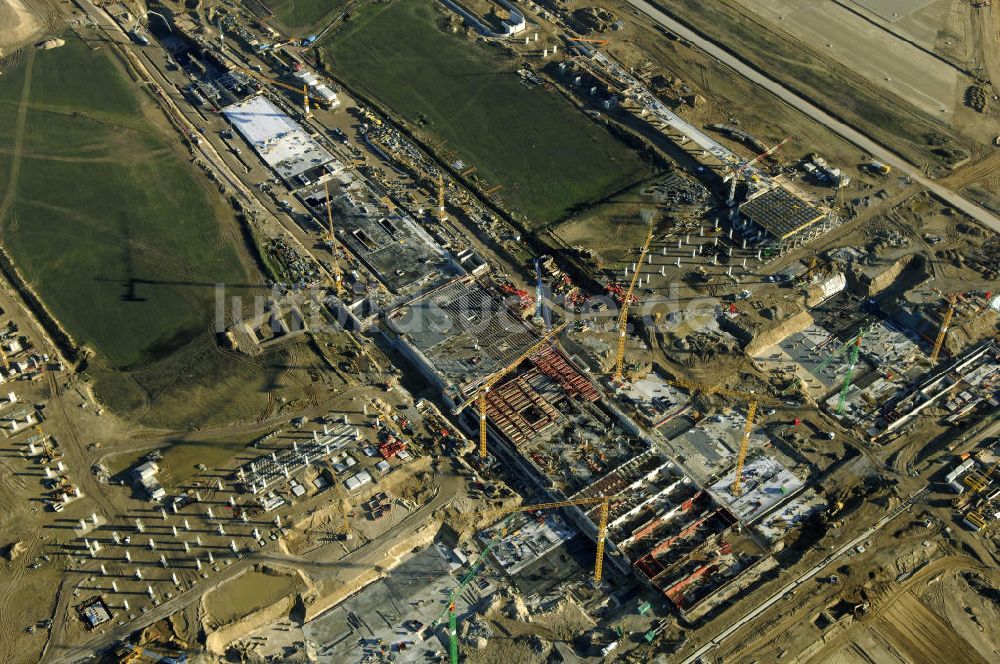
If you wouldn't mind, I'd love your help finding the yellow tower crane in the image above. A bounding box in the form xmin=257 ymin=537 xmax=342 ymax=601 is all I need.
xmin=502 ymin=494 xmax=617 ymax=584
xmin=454 ymin=322 xmax=567 ymax=458
xmin=323 ymin=181 xmax=344 ymax=296
xmin=667 ymin=378 xmax=781 ymax=496
xmin=930 ymin=293 xmax=957 ymax=363
xmin=613 ymin=227 xmax=654 ymax=383
xmin=233 ymin=67 xmax=326 ymax=115
xmin=437 ymin=173 xmax=447 ymax=222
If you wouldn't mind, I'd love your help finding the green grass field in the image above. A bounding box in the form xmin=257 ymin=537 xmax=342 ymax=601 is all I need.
xmin=268 ymin=0 xmax=349 ymax=31
xmin=0 ymin=36 xmax=270 ymax=426
xmin=326 ymin=0 xmax=652 ymax=226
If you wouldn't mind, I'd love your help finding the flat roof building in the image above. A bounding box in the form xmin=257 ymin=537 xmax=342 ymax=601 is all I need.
xmin=740 ymin=186 xmax=826 ymax=241
xmin=221 ymin=94 xmax=339 ymax=186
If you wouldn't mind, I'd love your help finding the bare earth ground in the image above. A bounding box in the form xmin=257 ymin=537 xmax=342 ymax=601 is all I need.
xmin=0 ymin=0 xmax=57 ymax=59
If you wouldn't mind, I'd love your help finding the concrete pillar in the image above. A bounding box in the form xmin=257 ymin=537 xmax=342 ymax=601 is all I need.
xmin=659 ymin=266 xmax=665 ymax=276
xmin=172 ymin=572 xmax=179 ymax=586
xmin=241 ymin=512 xmax=248 ymax=523
xmin=183 ymin=541 xmax=190 ymax=553
xmin=29 ymin=442 xmax=37 ymax=455
xmin=742 ymin=258 xmax=747 ymax=269
xmin=111 ymin=580 xmax=118 ymax=592
xmin=217 ymin=524 xmax=225 ymax=536
xmin=183 ymin=519 xmax=190 ymax=531
xmin=79 ymin=518 xmax=87 ymax=531
xmin=74 ymin=486 xmax=82 ymax=498
xmin=196 ymin=535 xmax=202 ymax=546
xmin=91 ymin=540 xmax=101 ymax=553
xmin=194 ymin=491 xmax=201 ymax=502
xmin=293 ymin=441 xmax=298 ymax=451
xmin=160 ymin=508 xmax=167 ymax=520
xmin=57 ymin=461 xmax=65 ymax=472
xmin=147 ymin=584 xmax=154 ymax=598
xmin=675 ymin=257 xmax=681 ymax=268
xmin=196 ymin=558 xmax=202 ymax=571
xmin=171 ymin=525 xmax=178 ymax=537
xmin=647 ymin=254 xmax=652 ymax=264
xmin=135 ymin=519 xmax=144 ymax=533
xmin=274 ymin=515 xmax=282 ymax=528
xmin=205 ymin=507 xmax=214 ymax=519
xmin=112 ymin=531 xmax=120 ymax=545
xmin=230 ymin=539 xmax=238 ymax=553
xmin=160 ymin=554 xmax=168 ymax=568
xmin=692 ymin=248 xmax=696 ymax=258
xmin=728 ymin=228 xmax=733 ymax=239
xmin=228 ymin=496 xmax=235 ymax=507
xmin=100 ymin=564 xmax=107 ymax=575
xmin=727 ymin=266 xmax=733 ymax=277
xmin=252 ymin=527 xmax=260 ymax=540
xmin=148 ymin=539 xmax=156 ymax=550
xmin=207 ymin=551 xmax=214 ymax=563
xmin=677 ymin=239 xmax=682 ymax=249
xmin=124 ymin=550 xmax=131 ymax=562
xmin=757 ymin=249 xmax=762 ymax=260
xmin=122 ymin=599 xmax=129 ymax=611
xmin=134 ymin=568 xmax=142 ymax=580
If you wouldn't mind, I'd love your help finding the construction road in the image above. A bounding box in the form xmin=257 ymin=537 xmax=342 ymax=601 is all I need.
xmin=625 ymin=0 xmax=1000 ymax=235
xmin=42 ymin=474 xmax=462 ymax=664
xmin=676 ymin=486 xmax=928 ymax=664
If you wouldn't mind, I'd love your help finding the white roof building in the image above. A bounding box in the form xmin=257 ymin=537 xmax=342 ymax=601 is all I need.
xmin=221 ymin=95 xmax=337 ymax=184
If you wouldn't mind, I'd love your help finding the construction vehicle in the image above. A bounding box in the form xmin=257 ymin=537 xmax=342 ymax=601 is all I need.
xmin=454 ymin=323 xmax=566 ymax=458
xmin=930 ymin=293 xmax=957 ymax=363
xmin=612 ymin=227 xmax=654 ymax=383
xmin=321 ymin=181 xmax=344 ymax=296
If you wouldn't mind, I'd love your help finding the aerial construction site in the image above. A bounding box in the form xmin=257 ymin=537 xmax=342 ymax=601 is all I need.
xmin=0 ymin=0 xmax=998 ymax=663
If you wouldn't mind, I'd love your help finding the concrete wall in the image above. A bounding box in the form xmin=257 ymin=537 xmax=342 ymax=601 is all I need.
xmin=745 ymin=310 xmax=815 ymax=356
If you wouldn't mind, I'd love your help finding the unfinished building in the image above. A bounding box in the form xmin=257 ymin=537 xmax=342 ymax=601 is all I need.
xmin=384 ymin=276 xmax=541 ymax=401
xmin=300 ymin=174 xmax=465 ymax=296
xmin=739 ymin=186 xmax=827 ymax=242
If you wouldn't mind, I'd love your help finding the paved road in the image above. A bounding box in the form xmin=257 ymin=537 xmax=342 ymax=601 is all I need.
xmin=624 ymin=0 xmax=1000 ymax=234
xmin=677 ymin=487 xmax=928 ymax=664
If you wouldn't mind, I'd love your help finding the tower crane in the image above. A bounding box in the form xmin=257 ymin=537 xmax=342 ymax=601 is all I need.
xmin=930 ymin=293 xmax=957 ymax=363
xmin=613 ymin=227 xmax=654 ymax=384
xmin=835 ymin=328 xmax=866 ymax=415
xmin=666 ymin=379 xmax=781 ymax=496
xmin=431 ymin=514 xmax=516 ymax=664
xmin=723 ymin=137 xmax=790 ymax=206
xmin=232 ymin=67 xmax=326 ymax=114
xmin=322 ymin=181 xmax=344 ymax=296
xmin=433 ymin=495 xmax=618 ymax=663
xmin=501 ymin=495 xmax=617 ymax=583
xmin=437 ymin=173 xmax=447 ymax=221
xmin=454 ymin=323 xmax=567 ymax=458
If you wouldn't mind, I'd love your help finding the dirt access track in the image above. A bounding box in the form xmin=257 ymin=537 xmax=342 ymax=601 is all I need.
xmin=623 ymin=0 xmax=1000 ymax=234
xmin=0 ymin=0 xmax=58 ymax=57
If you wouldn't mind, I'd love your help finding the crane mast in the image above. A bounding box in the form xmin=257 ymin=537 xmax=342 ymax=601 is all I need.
xmin=455 ymin=323 xmax=567 ymax=458
xmin=930 ymin=293 xmax=957 ymax=363
xmin=613 ymin=227 xmax=654 ymax=383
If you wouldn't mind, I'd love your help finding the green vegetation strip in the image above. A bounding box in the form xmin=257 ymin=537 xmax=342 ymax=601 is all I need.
xmin=0 ymin=36 xmax=269 ymax=426
xmin=326 ymin=0 xmax=652 ymax=226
